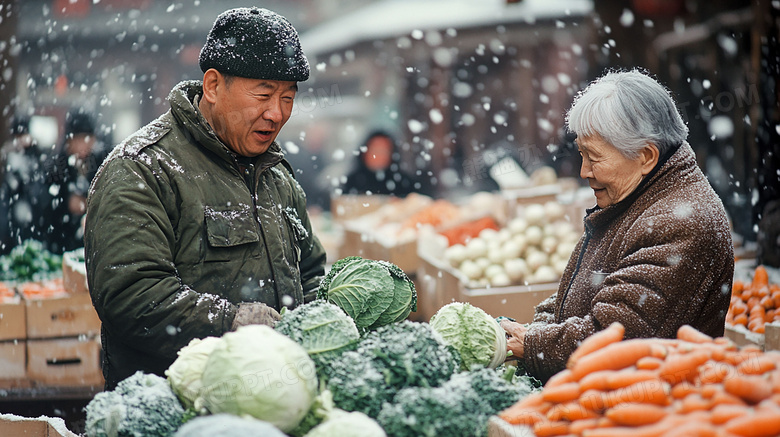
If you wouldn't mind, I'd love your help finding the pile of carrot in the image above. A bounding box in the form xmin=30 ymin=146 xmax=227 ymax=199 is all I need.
xmin=0 ymin=282 xmax=16 ymax=302
xmin=726 ymin=265 xmax=780 ymax=334
xmin=19 ymin=278 xmax=68 ymax=300
xmin=498 ymin=322 xmax=780 ymax=437
xmin=400 ymin=199 xmax=461 ymax=230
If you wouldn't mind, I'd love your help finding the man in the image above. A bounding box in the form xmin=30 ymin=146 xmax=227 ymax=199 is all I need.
xmin=45 ymin=109 xmax=108 ymax=254
xmin=85 ymin=7 xmax=327 ymax=389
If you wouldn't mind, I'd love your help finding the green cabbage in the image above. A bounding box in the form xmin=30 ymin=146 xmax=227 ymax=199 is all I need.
xmin=317 ymin=256 xmax=417 ymax=331
xmin=304 ymin=410 xmax=386 ymax=437
xmin=197 ymin=325 xmax=318 ymax=433
xmin=275 ymin=300 xmax=360 ymax=374
xmin=429 ymin=302 xmax=507 ymax=370
xmin=165 ymin=336 xmax=223 ymax=411
xmin=172 ymin=414 xmax=286 ymax=437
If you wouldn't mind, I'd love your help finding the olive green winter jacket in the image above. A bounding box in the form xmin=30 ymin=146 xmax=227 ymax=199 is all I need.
xmin=84 ymin=80 xmax=326 ymax=389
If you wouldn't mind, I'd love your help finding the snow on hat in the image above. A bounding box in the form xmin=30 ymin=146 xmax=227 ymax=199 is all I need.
xmin=199 ymin=7 xmax=309 ymax=82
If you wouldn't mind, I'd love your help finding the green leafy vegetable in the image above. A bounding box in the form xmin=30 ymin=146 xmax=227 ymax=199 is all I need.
xmin=377 ymin=367 xmax=536 ymax=437
xmin=197 ymin=325 xmax=317 ymax=433
xmin=429 ymin=302 xmax=507 ymax=371
xmin=165 ymin=336 xmax=223 ymax=411
xmin=0 ymin=240 xmax=62 ymax=282
xmin=325 ymin=321 xmax=459 ymax=418
xmin=85 ymin=371 xmax=187 ymax=437
xmin=317 ymin=257 xmax=417 ymax=331
xmin=275 ymin=300 xmax=360 ymax=377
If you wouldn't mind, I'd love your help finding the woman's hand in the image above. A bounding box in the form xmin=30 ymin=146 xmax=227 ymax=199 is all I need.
xmin=500 ymin=320 xmax=527 ymax=359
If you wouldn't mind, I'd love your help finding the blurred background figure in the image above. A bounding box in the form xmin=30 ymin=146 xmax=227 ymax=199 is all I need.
xmin=0 ymin=114 xmax=49 ymax=254
xmin=43 ymin=108 xmax=108 ymax=254
xmin=340 ymin=129 xmax=420 ymax=198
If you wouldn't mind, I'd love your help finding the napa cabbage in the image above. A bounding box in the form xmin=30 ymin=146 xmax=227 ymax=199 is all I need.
xmin=317 ymin=256 xmax=417 ymax=331
xmin=429 ymin=302 xmax=507 ymax=371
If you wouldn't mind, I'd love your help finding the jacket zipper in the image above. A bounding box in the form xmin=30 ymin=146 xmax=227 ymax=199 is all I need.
xmin=556 ymin=226 xmax=592 ymax=323
xmin=242 ymin=163 xmax=279 ymax=297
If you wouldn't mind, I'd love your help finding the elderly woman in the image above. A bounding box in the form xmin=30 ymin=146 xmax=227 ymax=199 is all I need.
xmin=502 ymin=70 xmax=734 ymax=383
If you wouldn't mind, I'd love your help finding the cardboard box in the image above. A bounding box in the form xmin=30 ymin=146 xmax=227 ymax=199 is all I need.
xmin=340 ymin=224 xmax=419 ymax=273
xmin=417 ymin=233 xmax=557 ymax=323
xmin=0 ymin=414 xmax=79 ymax=437
xmin=724 ymin=324 xmax=764 ymax=351
xmin=764 ymin=322 xmax=780 ymax=351
xmin=331 ymin=194 xmax=392 ymax=222
xmin=27 ymin=336 xmax=103 ymax=387
xmin=25 ymin=292 xmax=100 ymax=339
xmin=0 ymin=295 xmax=26 ymax=341
xmin=0 ymin=340 xmax=26 ymax=381
xmin=61 ymin=250 xmax=88 ymax=295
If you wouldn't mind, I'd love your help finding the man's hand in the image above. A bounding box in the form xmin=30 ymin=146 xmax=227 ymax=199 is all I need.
xmin=231 ymin=302 xmax=282 ymax=330
xmin=500 ymin=320 xmax=527 ymax=359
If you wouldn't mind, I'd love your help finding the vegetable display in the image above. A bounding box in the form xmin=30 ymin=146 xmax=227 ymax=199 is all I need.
xmin=378 ymin=367 xmax=536 ymax=437
xmin=165 ymin=336 xmax=223 ymax=411
xmin=304 ymin=410 xmax=387 ymax=437
xmin=429 ymin=302 xmax=507 ymax=370
xmin=498 ymin=323 xmax=780 ymax=437
xmin=727 ymin=264 xmax=780 ymax=333
xmin=85 ymin=371 xmax=188 ymax=437
xmin=198 ymin=325 xmax=318 ymax=433
xmin=275 ymin=299 xmax=360 ymax=376
xmin=325 ymin=320 xmax=459 ymax=418
xmin=443 ymin=201 xmax=580 ymax=287
xmin=0 ymin=239 xmax=62 ymax=282
xmin=317 ymin=256 xmax=417 ymax=331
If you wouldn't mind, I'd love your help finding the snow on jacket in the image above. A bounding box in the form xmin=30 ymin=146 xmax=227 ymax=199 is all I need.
xmin=523 ymin=142 xmax=733 ymax=383
xmin=84 ymin=80 xmax=327 ymax=388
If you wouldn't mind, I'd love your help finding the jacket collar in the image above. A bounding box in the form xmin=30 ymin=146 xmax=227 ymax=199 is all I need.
xmin=167 ymin=80 xmax=284 ymax=171
xmin=584 ymin=141 xmax=693 ymax=231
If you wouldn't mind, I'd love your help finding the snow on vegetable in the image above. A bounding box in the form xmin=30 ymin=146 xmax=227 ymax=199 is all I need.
xmin=377 ymin=367 xmax=536 ymax=437
xmin=429 ymin=302 xmax=507 ymax=371
xmin=85 ymin=371 xmax=188 ymax=437
xmin=172 ymin=414 xmax=286 ymax=437
xmin=325 ymin=320 xmax=459 ymax=418
xmin=165 ymin=336 xmax=223 ymax=411
xmin=275 ymin=300 xmax=360 ymax=378
xmin=317 ymin=256 xmax=417 ymax=331
xmin=197 ymin=325 xmax=318 ymax=433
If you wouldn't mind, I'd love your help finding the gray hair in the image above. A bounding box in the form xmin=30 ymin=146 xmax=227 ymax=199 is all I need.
xmin=566 ymin=69 xmax=688 ymax=158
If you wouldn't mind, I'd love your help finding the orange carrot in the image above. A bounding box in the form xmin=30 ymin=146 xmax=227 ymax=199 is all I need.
xmin=724 ymin=410 xmax=780 ymax=437
xmin=571 ymin=339 xmax=665 ymax=381
xmin=542 ymin=382 xmax=581 ymax=404
xmin=579 ymin=370 xmax=614 ymax=392
xmin=678 ymin=392 xmax=712 ymax=414
xmin=547 ymin=402 xmax=599 ymax=422
xmin=533 ymin=420 xmax=570 ymax=437
xmin=499 ymin=408 xmax=547 ymax=427
xmin=698 ymin=361 xmax=735 ymax=385
xmin=658 ymin=348 xmax=711 ymax=384
xmin=710 ymin=404 xmax=750 ymax=425
xmin=546 ymin=369 xmax=575 ymax=389
xmin=605 ymin=402 xmax=667 ymax=426
xmin=601 ymin=379 xmax=671 ymax=409
xmin=700 ymin=383 xmax=723 ymax=399
xmin=677 ymin=325 xmax=714 ymax=343
xmin=710 ymin=389 xmax=747 ymax=406
xmin=579 ymin=389 xmax=607 ymax=413
xmin=636 ymin=356 xmax=665 ymax=371
xmin=671 ymin=382 xmax=699 ymax=400
xmin=724 ymin=374 xmax=773 ymax=404
xmin=567 ymin=322 xmax=625 ymax=369
xmin=737 ymin=355 xmax=777 ymax=375
xmin=753 ymin=265 xmax=770 ymax=288
xmin=662 ymin=421 xmax=718 ymax=437
xmin=606 ymin=369 xmax=659 ymax=390
xmin=569 ymin=418 xmax=600 ymax=435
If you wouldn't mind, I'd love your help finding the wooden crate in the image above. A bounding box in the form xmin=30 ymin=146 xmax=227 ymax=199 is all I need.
xmin=764 ymin=322 xmax=780 ymax=351
xmin=340 ymin=224 xmax=419 ymax=273
xmin=0 ymin=414 xmax=79 ymax=437
xmin=27 ymin=336 xmax=103 ymax=387
xmin=331 ymin=194 xmax=392 ymax=222
xmin=61 ymin=250 xmax=88 ymax=295
xmin=0 ymin=295 xmax=26 ymax=341
xmin=25 ymin=292 xmax=100 ymax=339
xmin=0 ymin=341 xmax=26 ymax=381
xmin=487 ymin=416 xmax=535 ymax=437
xmin=724 ymin=324 xmax=764 ymax=351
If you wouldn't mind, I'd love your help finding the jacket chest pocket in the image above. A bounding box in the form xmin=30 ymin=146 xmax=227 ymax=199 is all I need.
xmin=282 ymin=207 xmax=308 ymax=263
xmin=203 ymin=205 xmax=260 ymax=261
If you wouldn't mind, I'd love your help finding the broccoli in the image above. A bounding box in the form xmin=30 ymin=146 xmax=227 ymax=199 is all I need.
xmin=377 ymin=367 xmax=536 ymax=437
xmin=85 ymin=371 xmax=188 ymax=437
xmin=325 ymin=321 xmax=459 ymax=418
